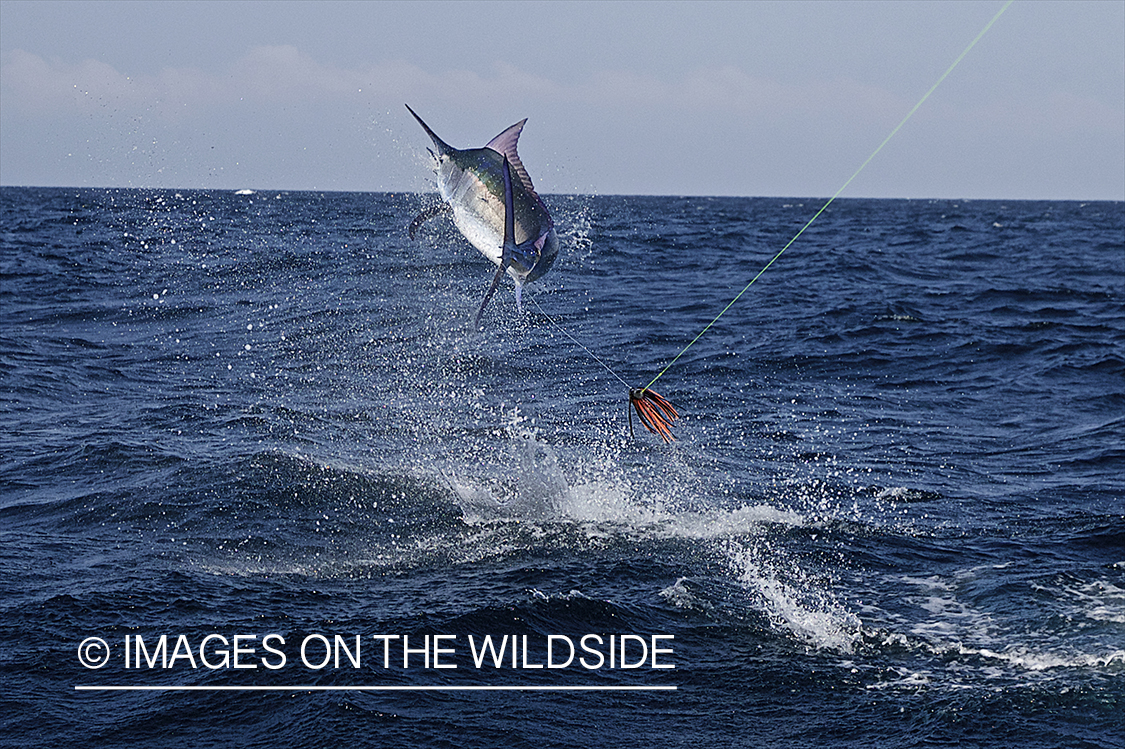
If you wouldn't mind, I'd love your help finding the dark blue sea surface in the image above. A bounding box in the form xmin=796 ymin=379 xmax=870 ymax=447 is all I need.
xmin=1 ymin=186 xmax=1123 ymax=748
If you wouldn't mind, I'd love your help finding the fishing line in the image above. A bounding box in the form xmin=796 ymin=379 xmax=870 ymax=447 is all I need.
xmin=644 ymin=0 xmax=1014 ymax=394
xmin=530 ymin=294 xmax=632 ymax=390
xmin=531 ymin=293 xmax=678 ymax=440
xmin=534 ymin=0 xmax=1013 ymax=441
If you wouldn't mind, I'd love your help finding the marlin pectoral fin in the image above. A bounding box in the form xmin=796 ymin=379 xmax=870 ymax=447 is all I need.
xmin=408 ymin=202 xmax=453 ymax=239
xmin=501 ymin=155 xmax=517 ymax=255
xmin=474 ymin=157 xmax=518 ymax=327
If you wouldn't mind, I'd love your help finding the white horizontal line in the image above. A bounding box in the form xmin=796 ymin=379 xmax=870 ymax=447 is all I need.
xmin=76 ymin=685 xmax=677 ymax=692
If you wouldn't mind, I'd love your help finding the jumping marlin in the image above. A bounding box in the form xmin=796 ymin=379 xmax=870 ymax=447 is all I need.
xmin=406 ymin=104 xmax=558 ymax=325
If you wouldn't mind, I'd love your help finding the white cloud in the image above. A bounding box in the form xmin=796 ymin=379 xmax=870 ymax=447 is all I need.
xmin=9 ymin=43 xmax=1115 ymax=135
xmin=4 ymin=46 xmax=902 ymax=124
xmin=2 ymin=39 xmax=1121 ymax=197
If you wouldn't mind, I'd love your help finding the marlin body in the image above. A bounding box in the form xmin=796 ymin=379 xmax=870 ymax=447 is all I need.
xmin=406 ymin=105 xmax=558 ymax=324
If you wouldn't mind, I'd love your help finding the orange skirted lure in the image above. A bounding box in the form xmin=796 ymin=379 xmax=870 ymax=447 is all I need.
xmin=628 ymin=388 xmax=679 ymax=443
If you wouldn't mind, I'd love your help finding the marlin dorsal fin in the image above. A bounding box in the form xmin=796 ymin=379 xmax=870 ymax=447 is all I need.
xmin=485 ymin=119 xmax=539 ymax=199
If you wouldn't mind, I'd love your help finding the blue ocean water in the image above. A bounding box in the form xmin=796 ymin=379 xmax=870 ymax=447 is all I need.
xmin=1 ymin=186 xmax=1122 ymax=748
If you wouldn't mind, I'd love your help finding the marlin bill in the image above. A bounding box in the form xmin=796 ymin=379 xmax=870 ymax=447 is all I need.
xmin=406 ymin=105 xmax=558 ymax=325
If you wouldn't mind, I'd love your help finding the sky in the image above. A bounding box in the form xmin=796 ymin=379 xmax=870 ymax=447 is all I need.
xmin=1 ymin=0 xmax=1122 ymax=200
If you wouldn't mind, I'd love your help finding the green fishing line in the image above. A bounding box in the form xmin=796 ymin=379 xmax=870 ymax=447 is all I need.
xmin=644 ymin=0 xmax=1015 ymax=392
